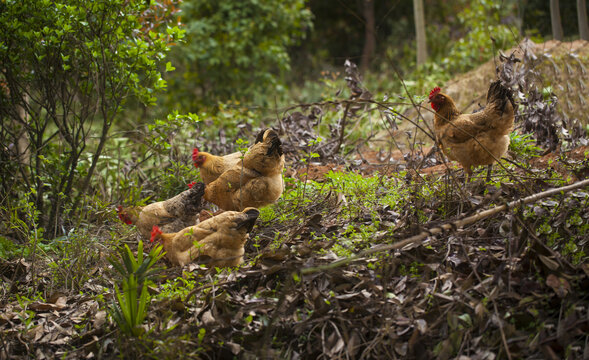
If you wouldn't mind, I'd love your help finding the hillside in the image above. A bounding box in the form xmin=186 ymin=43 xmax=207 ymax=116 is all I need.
xmin=2 ymin=34 xmax=589 ymax=360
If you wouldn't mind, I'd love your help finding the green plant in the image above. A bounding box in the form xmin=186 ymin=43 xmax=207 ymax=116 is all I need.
xmin=0 ymin=0 xmax=183 ymax=237
xmin=442 ymin=1 xmax=515 ymax=74
xmin=164 ymin=0 xmax=312 ymax=107
xmin=0 ymin=236 xmax=19 ymax=259
xmin=157 ymin=272 xmax=197 ymax=300
xmin=147 ymin=111 xmax=201 ymax=153
xmin=109 ymin=241 xmax=164 ymax=337
xmin=15 ymin=294 xmax=42 ymax=333
xmin=509 ymin=132 xmax=543 ymax=159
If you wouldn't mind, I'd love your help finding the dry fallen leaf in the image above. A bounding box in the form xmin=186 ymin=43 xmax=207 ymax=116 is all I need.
xmin=93 ymin=310 xmax=107 ymax=329
xmin=201 ymin=310 xmax=215 ymax=326
xmin=538 ymin=254 xmax=559 ymax=271
xmin=545 ymin=274 xmax=570 ymax=297
xmin=28 ymin=302 xmax=66 ymax=312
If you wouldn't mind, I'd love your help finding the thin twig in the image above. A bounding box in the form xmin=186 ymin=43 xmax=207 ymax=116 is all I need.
xmin=458 ymin=241 xmax=513 ymax=360
xmin=301 ymin=178 xmax=589 ymax=274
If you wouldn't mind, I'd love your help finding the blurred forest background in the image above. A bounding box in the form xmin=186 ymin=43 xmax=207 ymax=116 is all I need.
xmin=0 ymin=0 xmax=587 ymax=259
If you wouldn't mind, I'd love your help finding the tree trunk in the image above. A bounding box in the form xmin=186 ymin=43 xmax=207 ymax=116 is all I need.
xmin=550 ymin=0 xmax=564 ymax=40
xmin=360 ymin=0 xmax=375 ymax=74
xmin=578 ymin=0 xmax=589 ymax=40
xmin=413 ymin=0 xmax=427 ymax=65
xmin=515 ymin=0 xmax=524 ymax=35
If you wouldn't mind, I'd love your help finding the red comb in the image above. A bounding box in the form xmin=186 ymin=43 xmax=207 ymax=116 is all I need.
xmin=117 ymin=206 xmax=132 ymax=225
xmin=150 ymin=225 xmax=162 ymax=243
xmin=187 ymin=181 xmax=196 ymax=189
xmin=192 ymin=148 xmax=199 ymax=162
xmin=429 ymin=86 xmax=441 ymax=100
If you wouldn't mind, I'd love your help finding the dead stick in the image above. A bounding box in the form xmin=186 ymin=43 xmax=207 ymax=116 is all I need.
xmin=301 ymin=178 xmax=589 ymax=274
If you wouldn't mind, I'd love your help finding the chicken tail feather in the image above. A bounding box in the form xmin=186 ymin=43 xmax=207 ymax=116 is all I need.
xmin=254 ymin=129 xmax=266 ymax=144
xmin=235 ymin=208 xmax=260 ymax=232
xmin=486 ymin=80 xmax=515 ymax=112
xmin=184 ymin=182 xmax=205 ymax=214
xmin=264 ymin=130 xmax=284 ymax=156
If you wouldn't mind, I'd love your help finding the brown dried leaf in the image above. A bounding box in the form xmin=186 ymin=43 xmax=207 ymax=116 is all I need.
xmin=93 ymin=310 xmax=106 ymax=329
xmin=201 ymin=310 xmax=215 ymax=326
xmin=346 ymin=330 xmax=361 ymax=358
xmin=226 ymin=342 xmax=241 ymax=355
xmin=538 ymin=255 xmax=559 ymax=271
xmin=394 ymin=341 xmax=407 ymax=356
xmin=29 ymin=301 xmax=66 ymax=312
xmin=581 ymin=263 xmax=589 ymax=277
xmin=25 ymin=324 xmax=44 ymax=342
xmin=475 ymin=302 xmax=486 ymax=320
xmin=415 ymin=319 xmax=427 ymax=334
xmin=545 ymin=274 xmax=570 ymax=297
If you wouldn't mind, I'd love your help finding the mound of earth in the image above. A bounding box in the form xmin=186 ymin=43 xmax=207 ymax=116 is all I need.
xmin=441 ymin=39 xmax=588 ymax=123
xmin=383 ymin=39 xmax=589 ymax=151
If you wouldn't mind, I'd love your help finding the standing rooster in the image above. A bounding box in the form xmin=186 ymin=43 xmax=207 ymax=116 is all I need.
xmin=428 ymin=80 xmax=514 ymax=181
xmin=150 ymin=207 xmax=260 ymax=267
xmin=117 ymin=182 xmax=205 ymax=239
xmin=204 ymin=129 xmax=285 ymax=211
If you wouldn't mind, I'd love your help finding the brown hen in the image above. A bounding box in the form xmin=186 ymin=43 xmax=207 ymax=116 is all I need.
xmin=204 ymin=129 xmax=285 ymax=211
xmin=117 ymin=182 xmax=205 ymax=239
xmin=192 ymin=148 xmax=243 ymax=185
xmin=429 ymin=80 xmax=514 ymax=181
xmin=192 ymin=131 xmax=268 ymax=184
xmin=150 ymin=207 xmax=260 ymax=267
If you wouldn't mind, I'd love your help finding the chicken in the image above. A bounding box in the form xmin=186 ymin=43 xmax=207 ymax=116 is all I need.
xmin=117 ymin=182 xmax=205 ymax=239
xmin=428 ymin=80 xmax=514 ymax=181
xmin=192 ymin=130 xmax=271 ymax=184
xmin=150 ymin=207 xmax=260 ymax=267
xmin=203 ymin=128 xmax=285 ymax=211
xmin=192 ymin=148 xmax=243 ymax=184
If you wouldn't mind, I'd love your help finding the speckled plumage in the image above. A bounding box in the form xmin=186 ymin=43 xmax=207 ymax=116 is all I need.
xmin=118 ymin=182 xmax=205 ymax=239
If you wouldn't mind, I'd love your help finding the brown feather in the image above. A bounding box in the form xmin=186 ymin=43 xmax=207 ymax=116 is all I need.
xmin=151 ymin=207 xmax=260 ymax=267
xmin=204 ymin=129 xmax=285 ymax=211
xmin=120 ymin=183 xmax=205 ymax=239
xmin=431 ymin=81 xmax=514 ymax=177
xmin=195 ymin=151 xmax=243 ymax=184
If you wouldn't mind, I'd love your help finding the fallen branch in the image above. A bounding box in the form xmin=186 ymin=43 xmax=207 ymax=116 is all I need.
xmin=301 ymin=178 xmax=589 ymax=274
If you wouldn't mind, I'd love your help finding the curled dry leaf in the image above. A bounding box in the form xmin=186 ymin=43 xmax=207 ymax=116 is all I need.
xmin=545 ymin=274 xmax=570 ymax=298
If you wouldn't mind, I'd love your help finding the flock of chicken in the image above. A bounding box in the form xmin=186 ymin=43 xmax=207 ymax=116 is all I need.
xmin=117 ymin=80 xmax=515 ymax=268
xmin=117 ymin=128 xmax=285 ymax=267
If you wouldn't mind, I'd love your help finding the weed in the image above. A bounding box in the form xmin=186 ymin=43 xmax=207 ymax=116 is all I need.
xmin=509 ymin=132 xmax=543 ymax=159
xmin=109 ymin=241 xmax=164 ymax=337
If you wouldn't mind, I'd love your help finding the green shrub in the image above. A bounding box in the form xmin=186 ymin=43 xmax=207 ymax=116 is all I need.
xmin=163 ymin=0 xmax=312 ymax=107
xmin=0 ymin=0 xmax=183 ymax=237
